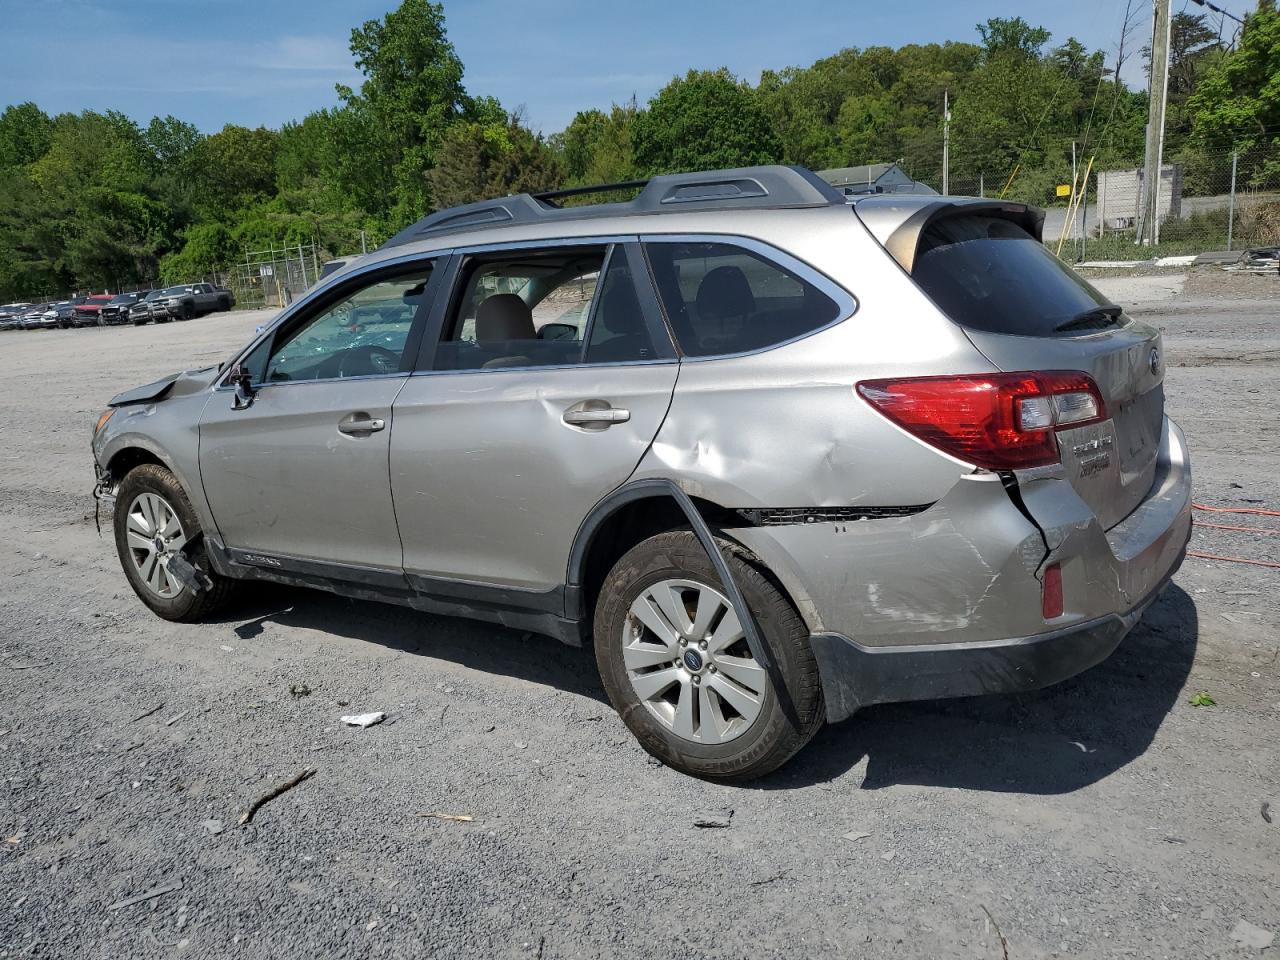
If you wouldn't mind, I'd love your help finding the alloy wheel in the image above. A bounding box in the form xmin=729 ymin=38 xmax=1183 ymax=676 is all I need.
xmin=622 ymin=578 xmax=767 ymax=744
xmin=124 ymin=492 xmax=188 ymax=599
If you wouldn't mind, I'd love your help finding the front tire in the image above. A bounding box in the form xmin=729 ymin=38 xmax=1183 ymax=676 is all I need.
xmin=594 ymin=531 xmax=824 ymax=782
xmin=113 ymin=464 xmax=239 ymax=622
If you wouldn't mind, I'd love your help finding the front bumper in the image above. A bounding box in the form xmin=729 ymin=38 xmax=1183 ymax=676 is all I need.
xmin=731 ymin=417 xmax=1192 ymax=723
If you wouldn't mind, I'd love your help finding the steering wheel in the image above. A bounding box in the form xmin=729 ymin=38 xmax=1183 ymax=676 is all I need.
xmin=336 ymin=345 xmax=399 ymax=378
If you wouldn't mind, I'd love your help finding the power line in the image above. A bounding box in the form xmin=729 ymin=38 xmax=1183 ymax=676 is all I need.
xmin=1187 ymin=0 xmax=1244 ymax=24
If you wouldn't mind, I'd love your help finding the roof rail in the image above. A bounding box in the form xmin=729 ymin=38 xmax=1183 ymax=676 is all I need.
xmin=379 ymin=165 xmax=846 ymax=249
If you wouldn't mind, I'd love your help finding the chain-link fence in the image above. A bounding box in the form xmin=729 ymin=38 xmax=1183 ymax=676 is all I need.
xmin=229 ymin=242 xmax=323 ymax=311
xmin=903 ymin=145 xmax=1280 ymax=262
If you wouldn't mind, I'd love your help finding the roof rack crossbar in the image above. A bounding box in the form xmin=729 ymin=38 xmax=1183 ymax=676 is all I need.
xmin=533 ymin=179 xmax=650 ymax=207
xmin=378 ymin=165 xmax=847 ymax=250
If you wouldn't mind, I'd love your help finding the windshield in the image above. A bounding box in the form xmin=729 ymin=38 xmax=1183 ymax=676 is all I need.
xmin=86 ymin=296 xmax=112 ymax=305
xmin=162 ymin=286 xmax=191 ymax=296
xmin=109 ymin=294 xmax=136 ymax=304
xmin=912 ymin=214 xmax=1116 ymax=337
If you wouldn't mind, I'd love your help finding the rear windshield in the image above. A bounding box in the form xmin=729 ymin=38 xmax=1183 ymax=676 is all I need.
xmin=912 ymin=215 xmax=1115 ymax=337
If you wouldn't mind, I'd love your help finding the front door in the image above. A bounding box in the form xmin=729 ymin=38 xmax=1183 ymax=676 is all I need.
xmin=200 ymin=262 xmax=437 ymax=573
xmin=391 ymin=242 xmax=679 ymax=594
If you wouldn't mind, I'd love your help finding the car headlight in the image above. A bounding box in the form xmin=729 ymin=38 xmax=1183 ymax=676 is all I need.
xmin=94 ymin=409 xmax=115 ymax=435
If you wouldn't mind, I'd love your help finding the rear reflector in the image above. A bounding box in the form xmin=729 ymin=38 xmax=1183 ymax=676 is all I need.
xmin=856 ymin=371 xmax=1107 ymax=470
xmin=1042 ymin=562 xmax=1063 ymax=619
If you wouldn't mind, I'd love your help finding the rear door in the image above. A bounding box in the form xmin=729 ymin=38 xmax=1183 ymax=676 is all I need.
xmin=908 ymin=212 xmax=1163 ymax=529
xmin=390 ymin=240 xmax=678 ymax=594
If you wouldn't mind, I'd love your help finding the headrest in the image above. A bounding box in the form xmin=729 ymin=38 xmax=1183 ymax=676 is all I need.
xmin=476 ymin=293 xmax=535 ymax=341
xmin=694 ymin=265 xmax=756 ymax=320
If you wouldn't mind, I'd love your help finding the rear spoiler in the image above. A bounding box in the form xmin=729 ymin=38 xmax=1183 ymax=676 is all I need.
xmin=854 ymin=198 xmax=1045 ymax=274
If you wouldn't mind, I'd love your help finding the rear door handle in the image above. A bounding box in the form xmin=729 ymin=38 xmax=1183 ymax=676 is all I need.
xmin=338 ymin=413 xmax=385 ymax=436
xmin=563 ymin=405 xmax=631 ymax=427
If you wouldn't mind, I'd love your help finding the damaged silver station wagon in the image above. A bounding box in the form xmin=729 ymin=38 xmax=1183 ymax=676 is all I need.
xmin=91 ymin=166 xmax=1191 ymax=781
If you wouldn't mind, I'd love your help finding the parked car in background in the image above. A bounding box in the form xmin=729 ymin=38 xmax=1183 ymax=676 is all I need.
xmin=129 ymin=290 xmax=170 ymax=325
xmin=73 ymin=294 xmax=115 ymax=327
xmin=20 ymin=303 xmax=53 ymax=329
xmin=53 ymin=300 xmax=80 ymax=328
xmin=154 ymin=283 xmax=235 ymax=321
xmin=101 ymin=291 xmax=152 ymax=325
xmin=90 ymin=165 xmax=1190 ymax=781
xmin=39 ymin=303 xmax=62 ymax=329
xmin=0 ymin=303 xmax=32 ymax=330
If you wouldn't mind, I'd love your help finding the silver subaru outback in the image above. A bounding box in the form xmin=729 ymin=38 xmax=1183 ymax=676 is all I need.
xmin=91 ymin=166 xmax=1191 ymax=781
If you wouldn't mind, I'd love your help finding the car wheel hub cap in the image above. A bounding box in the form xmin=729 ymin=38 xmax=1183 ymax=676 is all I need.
xmin=622 ymin=578 xmax=767 ymax=745
xmin=124 ymin=492 xmax=188 ymax=599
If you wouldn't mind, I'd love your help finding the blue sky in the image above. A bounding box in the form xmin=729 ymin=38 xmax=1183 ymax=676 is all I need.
xmin=0 ymin=0 xmax=1180 ymax=135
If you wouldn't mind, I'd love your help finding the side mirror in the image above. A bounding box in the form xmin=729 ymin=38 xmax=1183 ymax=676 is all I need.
xmin=228 ymin=363 xmax=256 ymax=410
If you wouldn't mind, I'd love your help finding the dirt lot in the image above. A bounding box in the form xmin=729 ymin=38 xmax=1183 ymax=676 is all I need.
xmin=1 ymin=274 xmax=1277 ymax=959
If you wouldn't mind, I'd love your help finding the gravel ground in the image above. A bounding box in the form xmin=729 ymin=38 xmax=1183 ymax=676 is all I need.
xmin=1 ymin=279 xmax=1277 ymax=959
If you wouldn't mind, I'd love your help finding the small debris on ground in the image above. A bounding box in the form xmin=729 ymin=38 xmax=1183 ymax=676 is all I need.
xmin=693 ymin=808 xmax=733 ymax=829
xmin=238 ymin=768 xmax=316 ymax=826
xmin=417 ymin=812 xmax=473 ymax=823
xmin=340 ymin=712 xmax=385 ymax=728
xmin=749 ymin=871 xmax=789 ymax=886
xmin=1262 ymin=802 xmax=1272 ymax=824
xmin=880 ymin=851 xmax=897 ymax=862
xmin=201 ymin=819 xmax=224 ymax=835
xmin=1229 ymin=919 xmax=1274 ymax=951
xmin=106 ymin=881 xmax=183 ymax=912
xmin=1188 ymin=691 xmax=1216 ymax=707
xmin=129 ymin=703 xmax=164 ymax=722
xmin=289 ymin=683 xmax=312 ymax=699
xmin=164 ymin=710 xmax=190 ymax=727
xmin=842 ymin=830 xmax=872 ymax=843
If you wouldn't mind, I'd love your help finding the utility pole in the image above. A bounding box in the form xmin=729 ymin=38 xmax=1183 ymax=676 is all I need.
xmin=1138 ymin=0 xmax=1172 ymax=246
xmin=942 ymin=90 xmax=951 ymax=195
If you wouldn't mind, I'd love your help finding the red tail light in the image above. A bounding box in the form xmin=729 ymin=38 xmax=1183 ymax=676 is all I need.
xmin=856 ymin=371 xmax=1107 ymax=470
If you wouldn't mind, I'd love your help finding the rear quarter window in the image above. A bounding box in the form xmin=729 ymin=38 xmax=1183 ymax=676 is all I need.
xmin=644 ymin=241 xmax=841 ymax=357
xmin=912 ymin=214 xmax=1116 ymax=337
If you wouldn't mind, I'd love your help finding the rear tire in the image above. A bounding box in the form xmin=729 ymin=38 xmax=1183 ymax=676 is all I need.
xmin=594 ymin=531 xmax=824 ymax=782
xmin=113 ymin=464 xmax=239 ymax=622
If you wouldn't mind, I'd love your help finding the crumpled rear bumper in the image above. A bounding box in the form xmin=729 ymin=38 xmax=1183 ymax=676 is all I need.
xmin=810 ymin=562 xmax=1181 ymax=722
xmin=732 ymin=417 xmax=1191 ymax=723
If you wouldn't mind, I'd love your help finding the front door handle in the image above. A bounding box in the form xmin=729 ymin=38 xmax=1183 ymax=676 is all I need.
xmin=338 ymin=413 xmax=386 ymax=436
xmin=563 ymin=404 xmax=631 ymax=429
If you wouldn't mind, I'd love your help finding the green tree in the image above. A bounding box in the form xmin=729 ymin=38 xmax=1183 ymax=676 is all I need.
xmin=339 ymin=0 xmax=470 ymax=222
xmin=632 ymin=69 xmax=781 ymax=174
xmin=0 ymin=102 xmax=54 ymax=171
xmin=189 ymin=125 xmax=280 ymax=220
xmin=1187 ymin=4 xmax=1280 ymax=176
xmin=556 ymin=100 xmax=638 ymax=184
xmin=976 ymin=17 xmax=1051 ymax=58
xmin=427 ymin=114 xmax=561 ymax=209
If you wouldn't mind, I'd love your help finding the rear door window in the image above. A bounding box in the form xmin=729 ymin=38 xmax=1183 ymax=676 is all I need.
xmin=912 ymin=214 xmax=1118 ymax=337
xmin=643 ymin=241 xmax=841 ymax=357
xmin=433 ymin=246 xmax=607 ymax=371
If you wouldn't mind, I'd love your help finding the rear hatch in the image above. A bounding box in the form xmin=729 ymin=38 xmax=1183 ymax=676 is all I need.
xmin=899 ymin=208 xmax=1163 ymax=530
